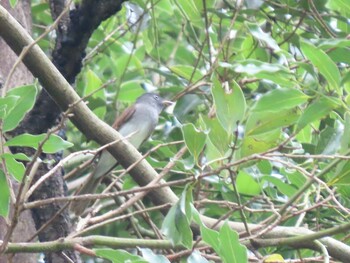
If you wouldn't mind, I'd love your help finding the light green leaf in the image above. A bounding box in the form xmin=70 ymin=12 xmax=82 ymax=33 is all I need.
xmin=10 ymin=0 xmax=18 ymax=8
xmin=246 ymin=22 xmax=281 ymax=51
xmin=176 ymin=0 xmax=203 ymax=27
xmin=85 ymin=69 xmax=103 ymax=97
xmin=219 ymin=223 xmax=248 ymax=263
xmin=0 ymin=95 xmax=19 ymax=119
xmin=4 ymin=84 xmax=38 ymax=132
xmin=4 ymin=157 xmax=25 ymax=182
xmin=119 ymin=81 xmax=145 ymax=102
xmin=0 ymin=170 xmax=10 ymax=218
xmin=5 ymin=134 xmax=73 ymax=154
xmin=340 ymin=112 xmax=350 ymax=153
xmin=95 ymin=248 xmax=148 ymax=263
xmin=232 ymin=60 xmax=293 ymax=87
xmin=201 ymin=115 xmax=231 ymax=156
xmin=262 ymin=176 xmax=297 ymax=197
xmin=246 ymin=108 xmax=300 ymax=136
xmin=139 ymin=248 xmax=170 ymax=263
xmin=327 ymin=0 xmax=350 ymax=16
xmin=236 ymin=171 xmax=261 ymax=195
xmin=170 ymin=65 xmax=203 ymax=82
xmin=161 ymin=186 xmax=193 ymax=249
xmin=296 ymin=97 xmax=339 ymax=131
xmin=253 ymin=88 xmax=308 ymax=112
xmin=1 ymin=153 xmax=30 ymax=161
xmin=241 ymin=130 xmax=280 ymax=157
xmin=301 ymin=41 xmax=341 ymax=94
xmin=212 ymin=79 xmax=246 ymax=134
xmin=187 ymin=250 xmax=210 ymax=263
xmin=182 ymin=124 xmax=206 ymax=162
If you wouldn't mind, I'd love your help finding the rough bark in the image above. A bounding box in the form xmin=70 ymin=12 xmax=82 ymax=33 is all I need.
xmin=1 ymin=0 xmax=126 ymax=262
xmin=0 ymin=1 xmax=37 ymax=263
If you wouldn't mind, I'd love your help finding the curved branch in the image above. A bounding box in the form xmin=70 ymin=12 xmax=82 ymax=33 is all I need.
xmin=1 ymin=5 xmax=350 ymax=262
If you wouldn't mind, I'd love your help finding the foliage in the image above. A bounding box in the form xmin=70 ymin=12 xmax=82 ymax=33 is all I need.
xmin=1 ymin=0 xmax=350 ymax=262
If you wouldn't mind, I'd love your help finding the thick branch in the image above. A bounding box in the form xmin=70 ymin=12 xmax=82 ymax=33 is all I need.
xmin=1 ymin=5 xmax=350 ymax=262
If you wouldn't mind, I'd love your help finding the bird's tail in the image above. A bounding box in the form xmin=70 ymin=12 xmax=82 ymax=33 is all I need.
xmin=70 ymin=150 xmax=118 ymax=216
xmin=69 ymin=173 xmax=102 ymax=216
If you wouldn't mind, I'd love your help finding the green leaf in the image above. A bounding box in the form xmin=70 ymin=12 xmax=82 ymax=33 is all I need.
xmin=0 ymin=95 xmax=19 ymax=119
xmin=212 ymin=79 xmax=246 ymax=134
xmin=246 ymin=108 xmax=300 ymax=136
xmin=296 ymin=97 xmax=339 ymax=131
xmin=192 ymin=208 xmax=247 ymax=262
xmin=176 ymin=0 xmax=203 ymax=28
xmin=218 ymin=223 xmax=248 ymax=263
xmin=245 ymin=22 xmax=281 ymax=51
xmin=187 ymin=250 xmax=210 ymax=263
xmin=119 ymin=81 xmax=145 ymax=102
xmin=182 ymin=123 xmax=206 ymax=162
xmin=262 ymin=176 xmax=297 ymax=197
xmin=95 ymin=248 xmax=148 ymax=263
xmin=326 ymin=0 xmax=350 ymax=16
xmin=315 ymin=125 xmax=342 ymax=155
xmin=5 ymin=134 xmax=73 ymax=154
xmin=201 ymin=115 xmax=231 ymax=156
xmin=10 ymin=0 xmax=18 ymax=8
xmin=1 ymin=153 xmax=30 ymax=162
xmin=170 ymin=65 xmax=203 ymax=82
xmin=231 ymin=60 xmax=293 ymax=87
xmin=300 ymin=41 xmax=341 ymax=94
xmin=4 ymin=157 xmax=25 ymax=182
xmin=253 ymin=88 xmax=308 ymax=112
xmin=236 ymin=171 xmax=261 ymax=195
xmin=0 ymin=170 xmax=10 ymax=217
xmin=139 ymin=248 xmax=170 ymax=263
xmin=241 ymin=130 xmax=280 ymax=157
xmin=328 ymin=160 xmax=350 ymax=186
xmin=340 ymin=112 xmax=350 ymax=153
xmin=3 ymin=84 xmax=38 ymax=132
xmin=85 ymin=69 xmax=103 ymax=97
xmin=161 ymin=186 xmax=193 ymax=249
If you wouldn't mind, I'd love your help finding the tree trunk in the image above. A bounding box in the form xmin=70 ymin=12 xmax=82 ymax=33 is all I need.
xmin=0 ymin=2 xmax=37 ymax=263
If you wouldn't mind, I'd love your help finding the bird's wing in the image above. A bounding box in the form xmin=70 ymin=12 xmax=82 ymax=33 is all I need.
xmin=112 ymin=104 xmax=136 ymax=130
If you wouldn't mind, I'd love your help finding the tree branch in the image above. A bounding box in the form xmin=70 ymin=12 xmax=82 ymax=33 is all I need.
xmin=1 ymin=5 xmax=350 ymax=262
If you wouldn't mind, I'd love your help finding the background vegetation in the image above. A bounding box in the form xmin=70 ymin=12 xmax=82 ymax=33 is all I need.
xmin=1 ymin=0 xmax=350 ymax=262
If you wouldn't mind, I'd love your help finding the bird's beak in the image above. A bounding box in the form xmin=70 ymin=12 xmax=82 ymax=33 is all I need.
xmin=162 ymin=100 xmax=174 ymax=107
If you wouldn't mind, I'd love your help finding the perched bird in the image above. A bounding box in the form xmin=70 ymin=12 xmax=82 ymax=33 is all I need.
xmin=71 ymin=92 xmax=172 ymax=215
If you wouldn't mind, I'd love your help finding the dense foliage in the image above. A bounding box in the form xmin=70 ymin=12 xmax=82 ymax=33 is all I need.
xmin=1 ymin=0 xmax=350 ymax=262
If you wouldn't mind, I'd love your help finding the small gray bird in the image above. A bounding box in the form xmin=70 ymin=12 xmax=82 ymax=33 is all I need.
xmin=71 ymin=93 xmax=172 ymax=215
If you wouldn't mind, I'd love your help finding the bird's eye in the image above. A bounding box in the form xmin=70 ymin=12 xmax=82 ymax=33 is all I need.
xmin=154 ymin=95 xmax=159 ymax=100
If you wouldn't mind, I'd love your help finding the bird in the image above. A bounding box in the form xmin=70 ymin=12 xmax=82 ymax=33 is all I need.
xmin=70 ymin=92 xmax=173 ymax=215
